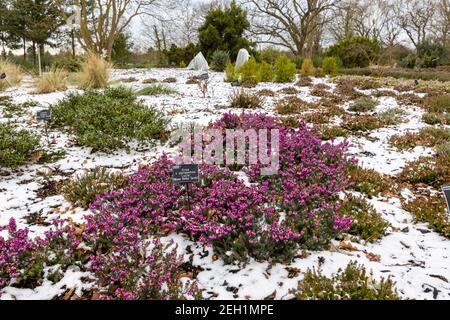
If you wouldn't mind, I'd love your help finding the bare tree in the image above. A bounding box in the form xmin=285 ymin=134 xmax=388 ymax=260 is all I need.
xmin=244 ymin=0 xmax=336 ymax=56
xmin=432 ymin=0 xmax=450 ymax=47
xmin=395 ymin=0 xmax=436 ymax=49
xmin=56 ymin=0 xmax=160 ymax=60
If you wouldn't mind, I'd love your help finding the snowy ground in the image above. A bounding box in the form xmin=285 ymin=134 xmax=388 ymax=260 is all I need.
xmin=0 ymin=68 xmax=449 ymax=300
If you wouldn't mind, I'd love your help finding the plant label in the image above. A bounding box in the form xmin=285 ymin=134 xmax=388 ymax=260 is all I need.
xmin=172 ymin=164 xmax=199 ymax=184
xmin=0 ymin=73 xmax=6 ymax=80
xmin=442 ymin=185 xmax=450 ymax=215
xmin=231 ymin=80 xmax=240 ymax=87
xmin=37 ymin=109 xmax=51 ymax=122
xmin=200 ymin=73 xmax=209 ymax=80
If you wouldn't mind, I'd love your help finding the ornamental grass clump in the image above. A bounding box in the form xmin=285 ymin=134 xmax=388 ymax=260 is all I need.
xmin=34 ymin=68 xmax=68 ymax=94
xmin=229 ymin=90 xmax=263 ymax=109
xmin=77 ymin=52 xmax=111 ymax=89
xmin=0 ymin=60 xmax=21 ymax=91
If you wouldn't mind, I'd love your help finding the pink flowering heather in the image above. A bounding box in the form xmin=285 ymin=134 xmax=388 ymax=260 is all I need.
xmin=0 ymin=218 xmax=82 ymax=295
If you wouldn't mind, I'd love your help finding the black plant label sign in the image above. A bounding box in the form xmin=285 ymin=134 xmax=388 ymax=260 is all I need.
xmin=172 ymin=164 xmax=199 ymax=184
xmin=37 ymin=109 xmax=51 ymax=121
xmin=200 ymin=73 xmax=209 ymax=80
xmin=443 ymin=185 xmax=450 ymax=214
xmin=231 ymin=80 xmax=240 ymax=87
xmin=0 ymin=73 xmax=6 ymax=80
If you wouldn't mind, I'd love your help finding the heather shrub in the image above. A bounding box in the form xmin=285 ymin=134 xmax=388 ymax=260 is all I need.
xmin=348 ymin=96 xmax=378 ymax=113
xmin=296 ymin=76 xmax=313 ymax=87
xmin=88 ymin=113 xmax=354 ymax=263
xmin=295 ymin=261 xmax=399 ymax=300
xmin=437 ymin=142 xmax=450 ymax=157
xmin=50 ymin=87 xmax=169 ymax=151
xmin=229 ymin=90 xmax=263 ymax=109
xmin=77 ymin=52 xmax=111 ymax=89
xmin=137 ymin=84 xmax=178 ymax=96
xmin=0 ymin=219 xmax=81 ymax=293
xmin=143 ymin=78 xmax=158 ymax=84
xmin=390 ymin=127 xmax=450 ymax=150
xmin=377 ymin=108 xmax=407 ymax=126
xmin=62 ymin=167 xmax=128 ymax=209
xmin=300 ymin=58 xmax=316 ymax=77
xmin=398 ymin=154 xmax=449 ymax=189
xmin=346 ymin=165 xmax=388 ymax=197
xmin=163 ymin=77 xmax=177 ymax=83
xmin=424 ymin=95 xmax=450 ymax=113
xmin=341 ymin=195 xmax=389 ymax=242
xmin=0 ymin=60 xmax=21 ymax=91
xmin=274 ymin=55 xmax=297 ymax=83
xmin=403 ymin=196 xmax=450 ymax=238
xmin=34 ymin=68 xmax=68 ymax=94
xmin=319 ymin=126 xmax=348 ymax=140
xmin=279 ymin=87 xmax=299 ymax=95
xmin=275 ymin=96 xmax=312 ymax=115
xmin=422 ymin=113 xmax=446 ymax=125
xmin=322 ymin=57 xmax=338 ymax=76
xmin=210 ymin=50 xmax=230 ymax=72
xmin=90 ymin=238 xmax=201 ymax=300
xmin=0 ymin=123 xmax=40 ymax=168
xmin=342 ymin=115 xmax=383 ymax=132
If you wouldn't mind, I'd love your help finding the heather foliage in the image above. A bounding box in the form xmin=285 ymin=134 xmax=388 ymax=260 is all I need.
xmin=296 ymin=261 xmax=399 ymax=300
xmin=62 ymin=167 xmax=128 ymax=209
xmin=0 ymin=123 xmax=40 ymax=168
xmin=87 ymin=113 xmax=354 ymax=264
xmin=50 ymin=87 xmax=169 ymax=151
xmin=0 ymin=219 xmax=81 ymax=294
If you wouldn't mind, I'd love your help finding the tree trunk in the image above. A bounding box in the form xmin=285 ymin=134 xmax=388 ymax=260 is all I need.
xmin=71 ymin=30 xmax=76 ymax=57
xmin=23 ymin=38 xmax=26 ymax=62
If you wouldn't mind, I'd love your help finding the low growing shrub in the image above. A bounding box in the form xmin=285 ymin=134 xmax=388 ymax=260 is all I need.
xmin=403 ymin=196 xmax=450 ymax=238
xmin=390 ymin=127 xmax=450 ymax=150
xmin=342 ymin=115 xmax=383 ymax=132
xmin=341 ymin=195 xmax=389 ymax=242
xmin=50 ymin=87 xmax=170 ymax=151
xmin=398 ymin=154 xmax=450 ymax=189
xmin=137 ymin=84 xmax=178 ymax=96
xmin=0 ymin=123 xmax=40 ymax=168
xmin=377 ymin=108 xmax=407 ymax=126
xmin=275 ymin=96 xmax=312 ymax=115
xmin=229 ymin=90 xmax=263 ymax=109
xmin=62 ymin=167 xmax=128 ymax=209
xmin=295 ymin=261 xmax=399 ymax=300
xmin=348 ymin=96 xmax=378 ymax=113
xmin=346 ymin=165 xmax=389 ymax=197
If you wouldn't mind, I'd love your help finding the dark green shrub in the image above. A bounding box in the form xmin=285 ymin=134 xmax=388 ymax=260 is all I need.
xmin=326 ymin=37 xmax=380 ymax=68
xmin=319 ymin=126 xmax=348 ymax=140
xmin=296 ymin=261 xmax=399 ymax=300
xmin=341 ymin=195 xmax=389 ymax=242
xmin=50 ymin=87 xmax=170 ymax=151
xmin=0 ymin=123 xmax=40 ymax=168
xmin=62 ymin=167 xmax=128 ymax=209
xmin=210 ymin=50 xmax=230 ymax=71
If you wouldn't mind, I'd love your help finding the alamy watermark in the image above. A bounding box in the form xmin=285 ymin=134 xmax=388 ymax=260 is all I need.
xmin=172 ymin=128 xmax=280 ymax=176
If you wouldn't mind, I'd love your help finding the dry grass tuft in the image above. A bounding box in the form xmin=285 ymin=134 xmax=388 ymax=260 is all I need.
xmin=34 ymin=68 xmax=68 ymax=93
xmin=0 ymin=60 xmax=21 ymax=91
xmin=77 ymin=52 xmax=111 ymax=89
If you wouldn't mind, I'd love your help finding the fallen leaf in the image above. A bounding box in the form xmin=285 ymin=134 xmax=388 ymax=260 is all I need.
xmin=364 ymin=250 xmax=381 ymax=262
xmin=339 ymin=240 xmax=359 ymax=251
